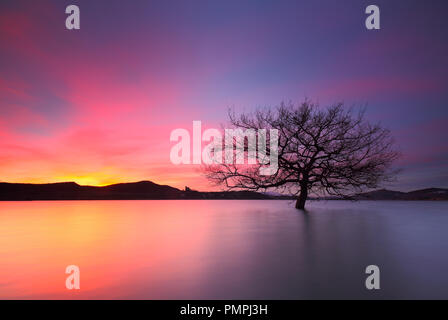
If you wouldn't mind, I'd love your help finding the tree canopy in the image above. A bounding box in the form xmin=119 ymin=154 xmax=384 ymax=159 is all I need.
xmin=205 ymin=101 xmax=400 ymax=209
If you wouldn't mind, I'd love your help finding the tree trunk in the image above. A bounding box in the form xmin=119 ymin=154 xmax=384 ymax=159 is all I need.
xmin=295 ymin=184 xmax=308 ymax=210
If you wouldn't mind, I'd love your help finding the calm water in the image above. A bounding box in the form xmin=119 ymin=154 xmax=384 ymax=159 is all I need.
xmin=0 ymin=200 xmax=447 ymax=299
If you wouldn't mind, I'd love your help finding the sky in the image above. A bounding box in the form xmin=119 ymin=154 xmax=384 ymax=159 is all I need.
xmin=0 ymin=0 xmax=447 ymax=191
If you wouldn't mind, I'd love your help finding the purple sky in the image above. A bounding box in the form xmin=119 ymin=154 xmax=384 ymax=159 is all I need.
xmin=0 ymin=0 xmax=447 ymax=190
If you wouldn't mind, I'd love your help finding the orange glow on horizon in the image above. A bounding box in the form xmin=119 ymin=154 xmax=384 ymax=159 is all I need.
xmin=0 ymin=165 xmax=215 ymax=191
xmin=53 ymin=173 xmax=127 ymax=187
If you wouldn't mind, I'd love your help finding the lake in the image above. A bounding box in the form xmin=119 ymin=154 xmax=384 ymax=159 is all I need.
xmin=0 ymin=200 xmax=447 ymax=299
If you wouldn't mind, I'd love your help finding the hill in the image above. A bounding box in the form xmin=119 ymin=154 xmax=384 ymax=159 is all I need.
xmin=0 ymin=181 xmax=446 ymax=201
xmin=353 ymin=188 xmax=448 ymax=200
xmin=0 ymin=181 xmax=273 ymax=201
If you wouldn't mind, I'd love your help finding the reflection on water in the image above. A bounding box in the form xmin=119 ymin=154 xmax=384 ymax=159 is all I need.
xmin=0 ymin=200 xmax=447 ymax=299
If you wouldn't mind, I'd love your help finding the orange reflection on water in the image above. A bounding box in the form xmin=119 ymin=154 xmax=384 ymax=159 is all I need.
xmin=0 ymin=200 xmax=212 ymax=299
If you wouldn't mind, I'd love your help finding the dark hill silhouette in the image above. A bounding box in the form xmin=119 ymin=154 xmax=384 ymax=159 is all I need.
xmin=0 ymin=181 xmax=446 ymax=201
xmin=353 ymin=189 xmax=406 ymax=200
xmin=353 ymin=188 xmax=448 ymax=200
xmin=0 ymin=181 xmax=272 ymax=201
xmin=400 ymin=188 xmax=448 ymax=200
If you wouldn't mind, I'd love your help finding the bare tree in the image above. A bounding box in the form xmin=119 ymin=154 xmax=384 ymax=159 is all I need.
xmin=204 ymin=100 xmax=400 ymax=210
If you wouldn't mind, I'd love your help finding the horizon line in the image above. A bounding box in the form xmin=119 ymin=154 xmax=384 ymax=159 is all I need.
xmin=1 ymin=180 xmax=447 ymax=194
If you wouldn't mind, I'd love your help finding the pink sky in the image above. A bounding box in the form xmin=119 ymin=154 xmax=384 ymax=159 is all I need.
xmin=1 ymin=0 xmax=447 ymax=191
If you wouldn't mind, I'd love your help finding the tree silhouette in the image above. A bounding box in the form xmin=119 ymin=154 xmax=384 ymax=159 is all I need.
xmin=204 ymin=100 xmax=400 ymax=210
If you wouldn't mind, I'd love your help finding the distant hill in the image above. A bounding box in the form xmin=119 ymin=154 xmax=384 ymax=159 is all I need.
xmin=0 ymin=181 xmax=446 ymax=201
xmin=353 ymin=189 xmax=407 ymax=200
xmin=0 ymin=181 xmax=274 ymax=201
xmin=353 ymin=188 xmax=448 ymax=200
xmin=403 ymin=188 xmax=448 ymax=200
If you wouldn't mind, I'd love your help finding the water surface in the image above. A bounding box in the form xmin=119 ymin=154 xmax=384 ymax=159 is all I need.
xmin=0 ymin=200 xmax=447 ymax=299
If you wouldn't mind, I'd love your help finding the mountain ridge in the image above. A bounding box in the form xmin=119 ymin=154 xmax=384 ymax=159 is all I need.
xmin=0 ymin=181 xmax=447 ymax=201
xmin=352 ymin=188 xmax=448 ymax=201
xmin=0 ymin=180 xmax=271 ymax=200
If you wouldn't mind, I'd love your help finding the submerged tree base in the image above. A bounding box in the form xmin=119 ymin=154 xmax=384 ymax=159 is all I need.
xmin=295 ymin=201 xmax=306 ymax=210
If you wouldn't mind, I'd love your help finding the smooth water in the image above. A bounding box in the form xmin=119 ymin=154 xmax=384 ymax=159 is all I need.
xmin=0 ymin=200 xmax=447 ymax=299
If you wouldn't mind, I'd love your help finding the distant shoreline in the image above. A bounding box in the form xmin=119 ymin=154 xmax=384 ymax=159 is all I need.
xmin=1 ymin=199 xmax=448 ymax=202
xmin=1 ymin=181 xmax=447 ymax=201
